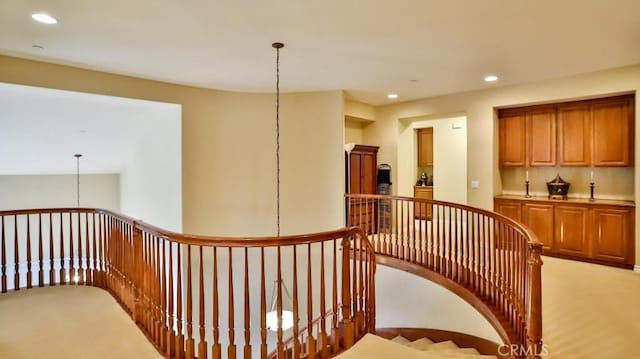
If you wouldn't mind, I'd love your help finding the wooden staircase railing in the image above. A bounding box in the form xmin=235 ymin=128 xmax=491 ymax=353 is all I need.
xmin=0 ymin=208 xmax=376 ymax=359
xmin=345 ymin=194 xmax=543 ymax=359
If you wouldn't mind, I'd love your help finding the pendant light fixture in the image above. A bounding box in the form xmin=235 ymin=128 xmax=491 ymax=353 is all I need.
xmin=74 ymin=154 xmax=82 ymax=208
xmin=265 ymin=42 xmax=294 ymax=332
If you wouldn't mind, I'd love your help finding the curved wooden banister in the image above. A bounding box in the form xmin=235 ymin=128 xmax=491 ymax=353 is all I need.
xmin=0 ymin=208 xmax=376 ymax=359
xmin=345 ymin=193 xmax=543 ymax=359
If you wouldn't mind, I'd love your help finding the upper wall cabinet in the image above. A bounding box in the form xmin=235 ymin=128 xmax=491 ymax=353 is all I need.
xmin=591 ymin=97 xmax=634 ymax=166
xmin=558 ymin=103 xmax=590 ymax=166
xmin=417 ymin=127 xmax=434 ymax=166
xmin=499 ymin=95 xmax=634 ymax=167
xmin=527 ymin=107 xmax=556 ymax=166
xmin=499 ymin=110 xmax=526 ymax=166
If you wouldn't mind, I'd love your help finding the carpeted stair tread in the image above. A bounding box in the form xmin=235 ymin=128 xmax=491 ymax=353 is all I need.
xmin=419 ymin=340 xmax=460 ymax=351
xmin=406 ymin=337 xmax=435 ymax=350
xmin=391 ymin=335 xmax=412 ymax=344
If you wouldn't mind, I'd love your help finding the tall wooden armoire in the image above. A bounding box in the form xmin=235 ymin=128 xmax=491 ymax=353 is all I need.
xmin=346 ymin=145 xmax=379 ymax=234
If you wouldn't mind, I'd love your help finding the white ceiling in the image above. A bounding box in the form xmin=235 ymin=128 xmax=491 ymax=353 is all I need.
xmin=0 ymin=83 xmax=180 ymax=174
xmin=1 ymin=1 xmax=639 ymax=105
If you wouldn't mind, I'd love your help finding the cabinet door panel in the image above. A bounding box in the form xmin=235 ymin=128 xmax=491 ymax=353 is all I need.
xmin=558 ymin=104 xmax=590 ymax=166
xmin=418 ymin=128 xmax=434 ymax=166
xmin=523 ymin=204 xmax=554 ymax=251
xmin=362 ymin=153 xmax=376 ymax=194
xmin=494 ymin=200 xmax=522 ymax=223
xmin=414 ymin=188 xmax=433 ymax=220
xmin=592 ymin=99 xmax=633 ymax=166
xmin=349 ymin=153 xmax=361 ymax=193
xmin=555 ymin=206 xmax=588 ymax=257
xmin=592 ymin=208 xmax=630 ymax=263
xmin=499 ymin=112 xmax=526 ymax=166
xmin=527 ymin=108 xmax=556 ymax=166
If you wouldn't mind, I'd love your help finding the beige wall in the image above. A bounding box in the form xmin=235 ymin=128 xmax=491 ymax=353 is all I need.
xmin=344 ymin=99 xmax=375 ymax=121
xmin=364 ymin=64 xmax=640 ymax=263
xmin=344 ymin=117 xmax=364 ymax=144
xmin=0 ymin=174 xmax=120 ymax=211
xmin=0 ymin=55 xmax=345 ymax=236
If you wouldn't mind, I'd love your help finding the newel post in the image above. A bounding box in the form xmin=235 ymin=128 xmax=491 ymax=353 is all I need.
xmin=341 ymin=234 xmax=355 ymax=349
xmin=132 ymin=222 xmax=144 ymax=325
xmin=526 ymin=242 xmax=543 ymax=358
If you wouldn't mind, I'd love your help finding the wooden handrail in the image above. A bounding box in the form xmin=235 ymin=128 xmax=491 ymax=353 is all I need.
xmin=345 ymin=194 xmax=543 ymax=359
xmin=0 ymin=208 xmax=376 ymax=359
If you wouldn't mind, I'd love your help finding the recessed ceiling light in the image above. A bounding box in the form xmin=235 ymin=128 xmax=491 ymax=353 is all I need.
xmin=484 ymin=75 xmax=499 ymax=82
xmin=31 ymin=13 xmax=57 ymax=24
xmin=387 ymin=93 xmax=398 ymax=99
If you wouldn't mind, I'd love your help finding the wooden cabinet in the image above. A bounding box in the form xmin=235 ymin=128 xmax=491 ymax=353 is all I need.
xmin=417 ymin=128 xmax=434 ymax=166
xmin=558 ymin=103 xmax=590 ymax=166
xmin=347 ymin=145 xmax=378 ymax=234
xmin=591 ymin=97 xmax=634 ymax=166
xmin=414 ymin=186 xmax=433 ymax=220
xmin=499 ymin=110 xmax=526 ymax=167
xmin=592 ymin=207 xmax=633 ymax=264
xmin=527 ymin=107 xmax=556 ymax=166
xmin=554 ymin=205 xmax=589 ymax=257
xmin=499 ymin=95 xmax=634 ymax=167
xmin=495 ymin=200 xmax=522 ymax=222
xmin=523 ymin=203 xmax=554 ymax=251
xmin=494 ymin=196 xmax=635 ymax=268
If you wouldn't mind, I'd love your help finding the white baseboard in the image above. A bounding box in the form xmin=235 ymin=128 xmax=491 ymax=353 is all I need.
xmin=634 ymin=265 xmax=640 ymax=273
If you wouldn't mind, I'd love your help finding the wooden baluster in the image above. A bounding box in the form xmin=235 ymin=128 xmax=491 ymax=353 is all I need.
xmin=209 ymin=247 xmax=220 ymax=359
xmin=394 ymin=199 xmax=399 ymax=257
xmin=527 ymin=242 xmax=543 ymax=358
xmin=37 ymin=214 xmax=43 ymax=287
xmin=176 ymin=244 xmax=184 ymax=359
xmin=276 ymin=246 xmax=285 ymax=358
xmin=48 ymin=213 xmax=55 ymax=286
xmin=59 ymin=213 xmax=65 ymax=285
xmin=228 ymin=247 xmax=236 ymax=359
xmin=76 ymin=211 xmax=82 ymax=285
xmin=319 ymin=242 xmax=328 ymax=357
xmin=185 ymin=244 xmax=194 ymax=359
xmin=1 ymin=216 xmax=5 ymax=292
xmin=26 ymin=214 xmax=32 ymax=288
xmin=14 ymin=216 xmax=19 ymax=290
xmin=69 ymin=212 xmax=75 ymax=285
xmin=155 ymin=236 xmax=162 ymax=345
xmin=198 ymin=246 xmax=208 ymax=359
xmin=331 ymin=239 xmax=339 ymax=353
xmin=259 ymin=248 xmax=267 ymax=359
xmin=90 ymin=213 xmax=96 ymax=286
xmin=292 ymin=245 xmax=301 ymax=358
xmin=418 ymin=198 xmax=423 ymax=265
xmin=341 ymin=236 xmax=354 ymax=349
xmin=84 ymin=212 xmax=89 ymax=285
xmin=306 ymin=243 xmax=316 ymax=359
xmin=160 ymin=239 xmax=168 ymax=353
xmin=166 ymin=242 xmax=176 ymax=358
xmin=238 ymin=247 xmax=248 ymax=359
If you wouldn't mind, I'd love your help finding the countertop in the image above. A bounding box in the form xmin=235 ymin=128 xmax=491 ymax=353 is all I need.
xmin=494 ymin=194 xmax=635 ymax=208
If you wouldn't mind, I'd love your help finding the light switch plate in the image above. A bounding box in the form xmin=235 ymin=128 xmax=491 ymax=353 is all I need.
xmin=471 ymin=180 xmax=479 ymax=189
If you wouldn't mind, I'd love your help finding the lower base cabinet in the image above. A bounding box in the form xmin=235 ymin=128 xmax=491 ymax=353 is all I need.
xmin=414 ymin=186 xmax=433 ymax=220
xmin=495 ymin=196 xmax=635 ymax=267
xmin=523 ymin=203 xmax=554 ymax=251
xmin=555 ymin=205 xmax=589 ymax=258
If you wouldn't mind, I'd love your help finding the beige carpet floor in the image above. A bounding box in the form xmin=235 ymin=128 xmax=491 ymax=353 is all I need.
xmin=0 ymin=286 xmax=161 ymax=359
xmin=543 ymin=256 xmax=640 ymax=358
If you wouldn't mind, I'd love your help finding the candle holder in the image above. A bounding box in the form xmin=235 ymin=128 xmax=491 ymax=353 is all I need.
xmin=589 ymin=181 xmax=595 ymax=201
xmin=525 ymin=180 xmax=531 ymax=198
